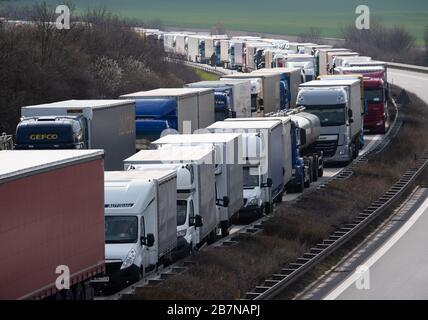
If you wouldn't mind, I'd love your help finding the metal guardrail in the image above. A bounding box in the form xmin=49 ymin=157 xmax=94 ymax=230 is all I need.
xmin=387 ymin=62 xmax=428 ymax=74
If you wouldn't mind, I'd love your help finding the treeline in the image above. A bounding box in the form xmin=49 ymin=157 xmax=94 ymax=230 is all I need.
xmin=342 ymin=21 xmax=428 ymax=66
xmin=0 ymin=4 xmax=199 ymax=134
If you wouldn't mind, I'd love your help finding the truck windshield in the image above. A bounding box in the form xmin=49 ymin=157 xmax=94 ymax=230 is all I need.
xmin=303 ymin=105 xmax=346 ymax=127
xmin=243 ymin=166 xmax=260 ymax=188
xmin=105 ymin=216 xmax=139 ymax=244
xmin=177 ymin=200 xmax=187 ymax=226
xmin=365 ymin=88 xmax=384 ymax=102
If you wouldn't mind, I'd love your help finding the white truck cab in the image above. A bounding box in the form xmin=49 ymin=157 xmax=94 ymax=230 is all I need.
xmin=100 ymin=170 xmax=177 ymax=290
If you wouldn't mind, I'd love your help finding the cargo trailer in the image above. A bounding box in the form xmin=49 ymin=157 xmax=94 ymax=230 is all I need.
xmin=0 ymin=150 xmax=105 ymax=300
xmin=16 ymin=100 xmax=136 ymax=170
xmin=318 ymin=48 xmax=350 ymax=75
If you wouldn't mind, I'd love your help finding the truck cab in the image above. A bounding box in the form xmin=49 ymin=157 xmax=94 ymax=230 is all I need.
xmin=100 ymin=170 xmax=177 ymax=291
xmin=297 ymin=87 xmax=356 ymax=163
xmin=15 ymin=116 xmax=87 ymax=150
xmin=363 ymin=78 xmax=388 ymax=133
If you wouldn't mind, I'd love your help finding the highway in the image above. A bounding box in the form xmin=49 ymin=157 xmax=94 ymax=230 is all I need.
xmin=300 ymin=68 xmax=428 ymax=300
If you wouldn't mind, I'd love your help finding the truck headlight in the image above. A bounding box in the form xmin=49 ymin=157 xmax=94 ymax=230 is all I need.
xmin=121 ymin=248 xmax=137 ymax=270
xmin=246 ymin=198 xmax=259 ymax=207
xmin=177 ymin=230 xmax=187 ymax=238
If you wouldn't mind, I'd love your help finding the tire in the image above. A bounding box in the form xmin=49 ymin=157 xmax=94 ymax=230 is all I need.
xmin=220 ymin=221 xmax=229 ymax=237
xmin=318 ymin=166 xmax=324 ymax=178
xmin=84 ymin=284 xmax=95 ymax=300
xmin=74 ymin=284 xmax=84 ymax=300
xmin=64 ymin=289 xmax=74 ymax=300
xmin=55 ymin=291 xmax=64 ymax=301
xmin=264 ymin=202 xmax=272 ymax=215
xmin=297 ymin=175 xmax=305 ymax=193
xmin=207 ymin=229 xmax=217 ymax=245
xmin=312 ymin=157 xmax=319 ymax=182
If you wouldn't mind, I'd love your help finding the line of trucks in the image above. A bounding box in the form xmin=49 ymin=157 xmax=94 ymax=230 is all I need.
xmin=1 ymin=28 xmax=390 ymax=300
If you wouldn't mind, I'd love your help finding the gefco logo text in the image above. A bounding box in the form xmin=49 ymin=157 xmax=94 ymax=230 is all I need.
xmin=30 ymin=133 xmax=59 ymax=140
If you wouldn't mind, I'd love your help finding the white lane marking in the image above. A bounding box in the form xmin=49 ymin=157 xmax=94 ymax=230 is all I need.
xmin=323 ymin=196 xmax=428 ymax=300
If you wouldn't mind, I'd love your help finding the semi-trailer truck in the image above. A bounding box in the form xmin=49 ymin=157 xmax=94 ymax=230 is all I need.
xmin=318 ymin=48 xmax=351 ymax=75
xmin=252 ymin=68 xmax=302 ymax=109
xmin=123 ymin=147 xmax=218 ymax=249
xmin=96 ymin=170 xmax=177 ymax=290
xmin=285 ymin=54 xmax=317 ymax=82
xmin=15 ymin=100 xmax=136 ymax=170
xmin=328 ymin=52 xmax=359 ymax=73
xmin=221 ymin=73 xmax=280 ymax=116
xmin=185 ymin=80 xmax=252 ymax=119
xmin=153 ymin=133 xmax=243 ymax=236
xmin=297 ymin=79 xmax=363 ymax=163
xmin=208 ymin=120 xmax=284 ymax=216
xmin=120 ymin=88 xmax=215 ymax=146
xmin=0 ymin=150 xmax=105 ymax=300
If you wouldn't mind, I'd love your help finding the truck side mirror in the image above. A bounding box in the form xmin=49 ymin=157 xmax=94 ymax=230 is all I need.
xmin=300 ymin=129 xmax=307 ymax=146
xmin=262 ymin=178 xmax=273 ymax=188
xmin=194 ymin=215 xmax=203 ymax=228
xmin=348 ymin=109 xmax=353 ymax=118
xmin=142 ymin=233 xmax=155 ymax=247
xmin=223 ymin=196 xmax=230 ymax=208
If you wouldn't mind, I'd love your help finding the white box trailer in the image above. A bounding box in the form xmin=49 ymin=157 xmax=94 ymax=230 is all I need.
xmin=220 ymin=39 xmax=230 ymax=66
xmin=221 ymin=73 xmax=280 ymax=116
xmin=185 ymin=80 xmax=252 ymax=118
xmin=187 ymin=35 xmax=200 ymax=62
xmin=318 ymin=48 xmax=351 ymax=75
xmin=252 ymin=67 xmax=302 ymax=108
xmin=123 ymin=147 xmax=218 ymax=246
xmin=120 ymin=88 xmax=215 ymax=134
xmin=204 ymin=35 xmax=228 ymax=63
xmin=229 ymin=40 xmax=245 ymax=68
xmin=335 ymin=56 xmax=371 ymax=67
xmin=153 ymin=133 xmax=243 ymax=235
xmin=224 ymin=117 xmax=293 ymax=193
xmin=103 ymin=170 xmax=177 ymax=283
xmin=328 ymin=51 xmax=359 ymax=71
xmin=163 ymin=33 xmax=176 ymax=53
xmin=207 ymin=120 xmax=284 ymax=216
xmin=304 ymin=44 xmax=333 ymax=55
xmin=18 ymin=100 xmax=136 ymax=170
xmin=175 ymin=34 xmax=187 ymax=56
xmin=245 ymin=42 xmax=276 ymax=71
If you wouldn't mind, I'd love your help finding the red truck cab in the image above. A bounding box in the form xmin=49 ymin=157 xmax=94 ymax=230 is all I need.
xmin=363 ymin=77 xmax=388 ymax=133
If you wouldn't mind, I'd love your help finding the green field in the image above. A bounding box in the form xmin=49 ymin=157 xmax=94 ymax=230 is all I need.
xmin=6 ymin=0 xmax=428 ymax=44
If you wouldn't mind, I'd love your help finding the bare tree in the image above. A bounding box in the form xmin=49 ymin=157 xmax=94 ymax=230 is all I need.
xmin=211 ymin=23 xmax=226 ymax=35
xmin=298 ymin=27 xmax=323 ymax=44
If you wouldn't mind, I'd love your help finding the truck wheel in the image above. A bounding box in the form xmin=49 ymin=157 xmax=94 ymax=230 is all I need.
xmin=318 ymin=167 xmax=324 ymax=178
xmin=304 ymin=171 xmax=310 ymax=188
xmin=84 ymin=284 xmax=95 ymax=300
xmin=64 ymin=289 xmax=74 ymax=300
xmin=297 ymin=175 xmax=305 ymax=193
xmin=264 ymin=203 xmax=272 ymax=215
xmin=207 ymin=229 xmax=217 ymax=245
xmin=312 ymin=157 xmax=319 ymax=182
xmin=74 ymin=284 xmax=84 ymax=300
xmin=220 ymin=221 xmax=229 ymax=237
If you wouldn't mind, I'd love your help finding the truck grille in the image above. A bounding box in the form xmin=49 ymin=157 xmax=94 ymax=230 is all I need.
xmin=106 ymin=262 xmax=122 ymax=275
xmin=314 ymin=140 xmax=338 ymax=158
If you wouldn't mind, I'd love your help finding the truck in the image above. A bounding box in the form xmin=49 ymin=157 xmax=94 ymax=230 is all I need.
xmin=227 ymin=111 xmax=324 ymax=192
xmin=228 ymin=40 xmax=245 ymax=70
xmin=204 ymin=35 xmax=229 ymax=66
xmin=345 ymin=61 xmax=389 ymax=98
xmin=304 ymin=44 xmax=333 ymax=56
xmin=297 ymin=79 xmax=363 ymax=163
xmin=123 ymin=147 xmax=218 ymax=249
xmin=153 ymin=133 xmax=243 ymax=236
xmin=185 ymin=80 xmax=252 ymax=119
xmin=120 ymin=88 xmax=215 ymax=146
xmin=250 ymin=69 xmax=288 ymax=110
xmin=335 ymin=56 xmax=371 ymax=67
xmin=288 ymin=42 xmax=317 ymax=54
xmin=318 ymin=48 xmax=351 ymax=75
xmin=221 ymin=73 xmax=280 ymax=116
xmin=328 ymin=52 xmax=359 ymax=73
xmin=319 ymin=73 xmax=387 ymax=134
xmin=252 ymin=68 xmax=302 ymax=108
xmin=262 ymin=48 xmax=289 ymax=69
xmin=16 ymin=100 xmax=136 ymax=170
xmin=220 ymin=39 xmax=230 ymax=68
xmin=0 ymin=150 xmax=105 ymax=300
xmin=97 ymin=170 xmax=177 ymax=290
xmin=285 ymin=54 xmax=317 ymax=82
xmin=208 ymin=120 xmax=284 ymax=216
xmin=244 ymin=42 xmax=276 ymax=72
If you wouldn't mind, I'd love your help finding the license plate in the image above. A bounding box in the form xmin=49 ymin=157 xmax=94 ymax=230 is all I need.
xmin=91 ymin=277 xmax=110 ymax=283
